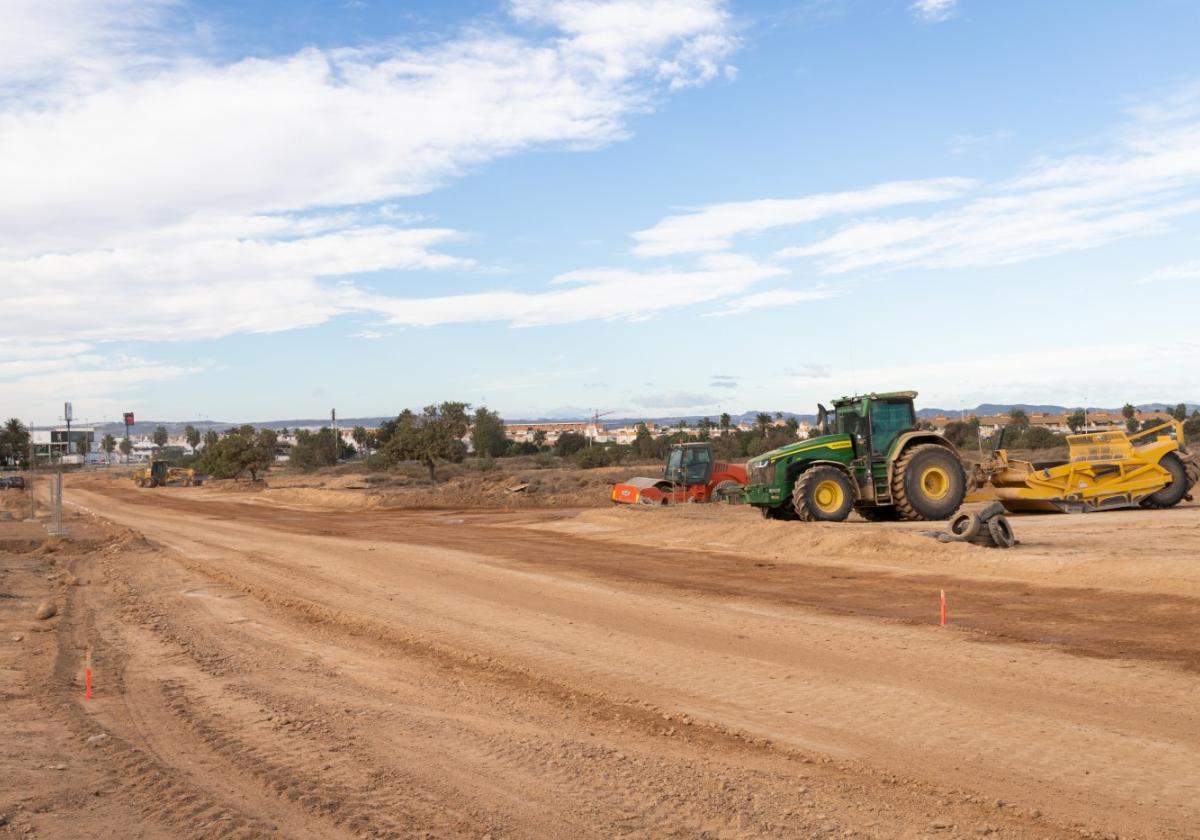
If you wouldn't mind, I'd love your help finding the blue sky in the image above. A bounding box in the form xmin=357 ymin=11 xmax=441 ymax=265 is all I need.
xmin=3 ymin=0 xmax=1199 ymax=426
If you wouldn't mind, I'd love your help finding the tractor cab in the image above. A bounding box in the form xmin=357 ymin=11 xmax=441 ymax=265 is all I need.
xmin=823 ymin=391 xmax=919 ymax=461
xmin=664 ymin=442 xmax=714 ymax=486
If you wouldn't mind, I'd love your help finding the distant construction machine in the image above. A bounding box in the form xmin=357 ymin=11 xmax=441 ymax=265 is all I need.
xmin=133 ymin=460 xmax=198 ymax=488
xmin=967 ymin=419 xmax=1198 ymax=513
xmin=611 ymin=441 xmax=747 ymax=505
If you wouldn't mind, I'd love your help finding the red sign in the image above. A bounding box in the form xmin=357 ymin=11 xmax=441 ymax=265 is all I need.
xmin=123 ymin=412 xmax=135 ymax=426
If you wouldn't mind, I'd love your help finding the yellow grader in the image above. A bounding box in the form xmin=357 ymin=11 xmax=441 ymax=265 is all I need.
xmin=967 ymin=419 xmax=1198 ymax=513
xmin=133 ymin=460 xmax=197 ymax=488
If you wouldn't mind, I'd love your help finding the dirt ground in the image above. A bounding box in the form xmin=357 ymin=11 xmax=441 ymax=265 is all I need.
xmin=2 ymin=476 xmax=1199 ymax=839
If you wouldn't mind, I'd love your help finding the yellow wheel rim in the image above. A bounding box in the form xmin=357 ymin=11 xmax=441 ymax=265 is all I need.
xmin=920 ymin=466 xmax=951 ymax=501
xmin=813 ymin=479 xmax=845 ymax=513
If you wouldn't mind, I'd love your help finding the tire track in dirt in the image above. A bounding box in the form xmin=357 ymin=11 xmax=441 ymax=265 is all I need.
xmin=78 ymin=483 xmax=1200 ymax=673
xmin=59 ymin=481 xmax=1194 ymax=838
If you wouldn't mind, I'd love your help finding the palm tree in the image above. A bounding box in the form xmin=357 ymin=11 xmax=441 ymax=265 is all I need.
xmin=1008 ymin=408 xmax=1030 ymax=429
xmin=101 ymin=433 xmax=117 ymax=463
xmin=719 ymin=413 xmax=731 ymax=436
xmin=755 ymin=413 xmax=773 ymax=437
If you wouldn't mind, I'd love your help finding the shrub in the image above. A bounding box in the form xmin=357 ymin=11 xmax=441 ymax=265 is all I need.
xmin=574 ymin=447 xmax=611 ymax=469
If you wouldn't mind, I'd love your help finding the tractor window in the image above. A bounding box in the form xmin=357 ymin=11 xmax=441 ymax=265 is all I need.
xmin=870 ymin=401 xmax=916 ymax=455
xmin=666 ymin=448 xmax=683 ymax=475
xmin=682 ymin=446 xmax=712 ymax=485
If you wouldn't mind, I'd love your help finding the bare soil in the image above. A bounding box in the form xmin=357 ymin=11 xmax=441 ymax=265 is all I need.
xmin=2 ymin=474 xmax=1199 ymax=838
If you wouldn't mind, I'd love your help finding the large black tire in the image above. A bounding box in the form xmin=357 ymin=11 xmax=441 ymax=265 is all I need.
xmin=891 ymin=444 xmax=966 ymax=521
xmin=1142 ymin=452 xmax=1189 ymax=509
xmin=792 ymin=466 xmax=855 ymax=522
xmin=856 ymin=505 xmax=900 ymax=522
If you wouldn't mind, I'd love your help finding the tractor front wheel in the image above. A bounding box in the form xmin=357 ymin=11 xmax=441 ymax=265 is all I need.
xmin=792 ymin=466 xmax=855 ymax=522
xmin=1142 ymin=452 xmax=1189 ymax=509
xmin=891 ymin=444 xmax=966 ymax=521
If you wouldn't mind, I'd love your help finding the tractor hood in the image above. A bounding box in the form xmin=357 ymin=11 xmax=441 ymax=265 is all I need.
xmin=746 ymin=434 xmax=854 ymax=485
xmin=748 ymin=434 xmax=851 ymax=468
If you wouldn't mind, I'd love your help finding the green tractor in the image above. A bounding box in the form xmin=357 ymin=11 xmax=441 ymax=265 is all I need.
xmin=743 ymin=391 xmax=966 ymax=522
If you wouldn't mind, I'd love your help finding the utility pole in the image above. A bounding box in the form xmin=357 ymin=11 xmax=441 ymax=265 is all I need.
xmin=331 ymin=409 xmax=337 ymax=464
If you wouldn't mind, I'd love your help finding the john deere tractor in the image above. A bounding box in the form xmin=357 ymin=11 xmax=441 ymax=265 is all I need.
xmin=744 ymin=391 xmax=965 ymax=522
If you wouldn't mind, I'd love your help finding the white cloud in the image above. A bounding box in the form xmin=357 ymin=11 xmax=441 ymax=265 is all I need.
xmin=1139 ymin=259 xmax=1200 ymax=284
xmin=0 ymin=1 xmax=737 ymax=345
xmin=356 ymin=253 xmax=787 ymax=328
xmin=911 ymin=0 xmax=957 ymax=24
xmin=774 ymin=97 xmax=1200 ymax=273
xmin=630 ymin=178 xmax=973 ymax=257
xmin=705 ymin=287 xmax=835 ymax=316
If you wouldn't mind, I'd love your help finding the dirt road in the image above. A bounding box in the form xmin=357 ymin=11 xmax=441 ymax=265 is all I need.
xmin=5 ymin=479 xmax=1199 ymax=839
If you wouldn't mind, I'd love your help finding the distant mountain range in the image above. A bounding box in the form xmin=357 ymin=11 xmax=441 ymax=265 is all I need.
xmin=66 ymin=402 xmax=1198 ymax=436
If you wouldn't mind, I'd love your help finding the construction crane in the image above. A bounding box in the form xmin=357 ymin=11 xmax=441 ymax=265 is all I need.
xmin=589 ymin=410 xmax=614 ymax=446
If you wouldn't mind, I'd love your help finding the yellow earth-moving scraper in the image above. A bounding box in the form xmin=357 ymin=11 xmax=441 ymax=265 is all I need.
xmin=967 ymin=420 xmax=1198 ymax=513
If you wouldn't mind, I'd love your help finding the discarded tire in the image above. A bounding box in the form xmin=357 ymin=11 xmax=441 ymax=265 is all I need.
xmin=986 ymin=515 xmax=1016 ymax=549
xmin=976 ymin=501 xmax=1005 ymax=522
xmin=949 ymin=512 xmax=982 ymax=541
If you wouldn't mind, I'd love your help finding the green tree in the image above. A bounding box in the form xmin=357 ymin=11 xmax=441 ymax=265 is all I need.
xmin=1008 ymin=408 xmax=1030 ymax=429
xmin=632 ymin=422 xmax=655 ymax=459
xmin=1121 ymin=403 xmax=1139 ymax=433
xmin=531 ymin=428 xmax=547 ymax=450
xmin=719 ymin=412 xmax=731 ymax=436
xmin=755 ymin=412 xmax=773 ymax=438
xmin=574 ymin=446 xmax=610 ymax=469
xmin=696 ymin=417 xmax=712 ymax=440
xmin=197 ymin=427 xmax=277 ymax=480
xmin=553 ymin=431 xmax=588 ymax=457
xmin=1172 ymin=403 xmax=1189 ymax=422
xmin=382 ymin=403 xmax=470 ymax=481
xmin=470 ymin=408 xmax=507 ymax=458
xmin=202 ymin=429 xmax=219 ymax=450
xmin=101 ymin=433 xmax=116 ymax=462
xmin=1 ymin=418 xmax=30 ymax=467
xmin=152 ymin=425 xmax=169 ymax=451
xmin=119 ymin=437 xmax=133 ymax=461
xmin=943 ymin=417 xmax=981 ymax=449
xmin=1066 ymin=409 xmax=1087 ymax=433
xmin=1015 ymin=426 xmax=1066 ymax=451
xmin=1184 ymin=412 xmax=1200 ymax=439
xmin=289 ymin=428 xmax=353 ymax=471
xmin=352 ymin=425 xmax=369 ymax=457
xmin=184 ymin=425 xmax=200 ymax=452
xmin=76 ymin=436 xmax=90 ymax=458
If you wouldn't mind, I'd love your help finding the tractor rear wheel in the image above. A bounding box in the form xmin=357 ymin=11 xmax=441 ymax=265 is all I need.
xmin=792 ymin=466 xmax=855 ymax=522
xmin=891 ymin=444 xmax=966 ymax=521
xmin=1142 ymin=452 xmax=1189 ymax=509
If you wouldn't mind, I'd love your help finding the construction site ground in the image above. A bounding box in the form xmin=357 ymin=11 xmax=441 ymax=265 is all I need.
xmin=2 ymin=472 xmax=1199 ymax=839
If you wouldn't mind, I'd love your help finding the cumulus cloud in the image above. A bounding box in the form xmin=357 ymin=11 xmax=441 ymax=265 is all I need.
xmin=911 ymin=0 xmax=957 ymax=23
xmin=0 ymin=1 xmax=737 ymax=330
xmin=0 ymin=0 xmax=744 ymax=419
